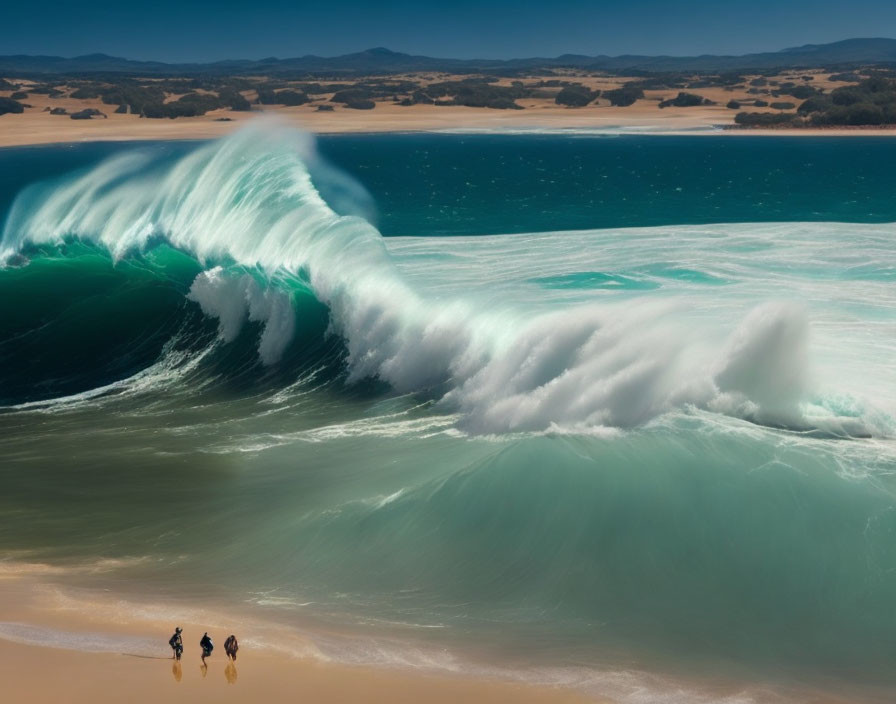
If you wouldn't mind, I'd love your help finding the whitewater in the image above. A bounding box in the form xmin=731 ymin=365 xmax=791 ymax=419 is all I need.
xmin=1 ymin=125 xmax=895 ymax=702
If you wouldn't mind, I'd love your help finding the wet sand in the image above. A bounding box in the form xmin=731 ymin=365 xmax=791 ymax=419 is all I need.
xmin=0 ymin=567 xmax=595 ymax=704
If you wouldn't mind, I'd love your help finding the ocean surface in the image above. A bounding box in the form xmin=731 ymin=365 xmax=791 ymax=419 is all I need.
xmin=1 ymin=127 xmax=895 ymax=702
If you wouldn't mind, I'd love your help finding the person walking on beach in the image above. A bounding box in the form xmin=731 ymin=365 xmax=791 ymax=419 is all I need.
xmin=224 ymin=634 xmax=239 ymax=661
xmin=168 ymin=627 xmax=183 ymax=661
xmin=200 ymin=631 xmax=214 ymax=664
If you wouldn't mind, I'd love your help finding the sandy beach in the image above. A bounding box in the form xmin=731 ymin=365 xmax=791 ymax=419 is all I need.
xmin=0 ymin=640 xmax=596 ymax=704
xmin=2 ymin=77 xmax=896 ymax=147
xmin=3 ymin=560 xmax=887 ymax=704
xmin=0 ymin=565 xmax=596 ymax=704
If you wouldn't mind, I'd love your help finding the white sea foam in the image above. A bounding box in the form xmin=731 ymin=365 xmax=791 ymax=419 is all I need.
xmin=187 ymin=266 xmax=296 ymax=364
xmin=2 ymin=121 xmax=892 ymax=436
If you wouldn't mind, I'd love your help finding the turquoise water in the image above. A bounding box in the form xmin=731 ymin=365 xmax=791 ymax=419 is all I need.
xmin=1 ymin=128 xmax=895 ymax=702
xmin=5 ymin=133 xmax=896 ymax=238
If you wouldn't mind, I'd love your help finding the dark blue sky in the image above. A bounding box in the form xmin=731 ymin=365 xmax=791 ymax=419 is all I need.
xmin=5 ymin=0 xmax=896 ymax=62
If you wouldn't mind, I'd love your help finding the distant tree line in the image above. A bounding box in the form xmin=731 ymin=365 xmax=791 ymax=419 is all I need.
xmin=736 ymin=76 xmax=896 ymax=127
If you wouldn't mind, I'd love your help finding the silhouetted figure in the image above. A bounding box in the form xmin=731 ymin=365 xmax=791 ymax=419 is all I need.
xmin=168 ymin=627 xmax=183 ymax=661
xmin=225 ymin=661 xmax=238 ymax=685
xmin=224 ymin=634 xmax=239 ymax=661
xmin=200 ymin=632 xmax=214 ymax=664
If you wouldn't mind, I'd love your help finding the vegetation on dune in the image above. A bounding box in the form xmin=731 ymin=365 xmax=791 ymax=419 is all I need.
xmin=734 ymin=111 xmax=800 ymax=126
xmin=637 ymin=76 xmax=688 ymax=90
xmin=828 ymin=72 xmax=862 ymax=82
xmin=392 ymin=78 xmax=528 ymax=109
xmin=555 ymin=85 xmax=599 ymax=106
xmin=344 ymin=98 xmax=375 ymax=110
xmin=28 ymin=84 xmax=62 ymax=96
xmin=0 ymin=97 xmax=25 ymax=115
xmin=777 ymin=84 xmax=820 ymax=100
xmin=659 ymin=92 xmax=714 ymax=108
xmin=800 ymin=76 xmax=896 ymax=125
xmin=735 ymin=76 xmax=896 ymax=127
xmin=5 ymin=62 xmax=894 ymax=127
xmin=258 ymin=88 xmax=310 ymax=106
xmin=70 ymin=85 xmax=103 ymax=99
xmin=142 ymin=92 xmax=222 ymax=118
xmin=602 ymin=82 xmax=644 ymax=106
xmin=218 ymin=88 xmax=251 ymax=111
xmin=99 ymin=83 xmax=166 ymax=114
xmin=70 ymin=108 xmax=106 ymax=120
xmin=426 ymin=79 xmax=526 ymax=109
xmin=330 ymin=88 xmax=374 ymax=104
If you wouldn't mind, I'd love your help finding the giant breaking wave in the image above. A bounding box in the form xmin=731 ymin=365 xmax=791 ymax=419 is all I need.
xmin=0 ymin=124 xmax=887 ymax=437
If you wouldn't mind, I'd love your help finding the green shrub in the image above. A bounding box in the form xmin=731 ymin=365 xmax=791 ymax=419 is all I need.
xmin=555 ymin=86 xmax=596 ymax=107
xmin=0 ymin=97 xmax=25 ymax=115
xmin=274 ymin=90 xmax=309 ymax=106
xmin=101 ymin=85 xmax=165 ymax=114
xmin=219 ymin=89 xmax=251 ymax=111
xmin=603 ymin=83 xmax=644 ymax=107
xmin=811 ymin=103 xmax=886 ymax=126
xmin=69 ymin=108 xmax=106 ymax=120
xmin=780 ymin=84 xmax=818 ymax=100
xmin=734 ymin=111 xmax=799 ymax=126
xmin=141 ymin=93 xmax=221 ymax=119
xmin=828 ymin=72 xmax=861 ymax=82
xmin=331 ymin=89 xmax=374 ymax=104
xmin=71 ymin=86 xmax=103 ymax=99
xmin=659 ymin=92 xmax=710 ymax=108
xmin=345 ymin=99 xmax=375 ymax=110
xmin=797 ymin=96 xmax=833 ymax=114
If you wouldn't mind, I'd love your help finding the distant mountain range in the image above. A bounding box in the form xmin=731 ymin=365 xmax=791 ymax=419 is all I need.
xmin=3 ymin=38 xmax=896 ymax=77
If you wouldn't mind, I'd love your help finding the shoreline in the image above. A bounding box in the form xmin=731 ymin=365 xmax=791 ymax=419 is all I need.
xmin=0 ymin=637 xmax=594 ymax=704
xmin=0 ymin=562 xmax=882 ymax=704
xmin=4 ymin=65 xmax=896 ymax=147
xmin=0 ymin=566 xmax=596 ymax=704
xmin=3 ymin=108 xmax=896 ymax=149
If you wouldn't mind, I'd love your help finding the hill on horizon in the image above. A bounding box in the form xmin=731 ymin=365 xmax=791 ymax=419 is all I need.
xmin=2 ymin=38 xmax=896 ymax=77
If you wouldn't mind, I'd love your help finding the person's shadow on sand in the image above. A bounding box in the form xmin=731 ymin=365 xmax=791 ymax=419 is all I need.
xmin=225 ymin=662 xmax=238 ymax=685
xmin=171 ymin=661 xmax=182 ymax=683
xmin=200 ymin=662 xmax=208 ymax=678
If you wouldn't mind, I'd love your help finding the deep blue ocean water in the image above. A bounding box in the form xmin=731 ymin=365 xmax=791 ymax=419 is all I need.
xmin=4 ymin=134 xmax=896 ymax=237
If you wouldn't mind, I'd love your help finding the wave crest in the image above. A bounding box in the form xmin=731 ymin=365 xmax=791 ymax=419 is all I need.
xmin=0 ymin=123 xmax=883 ymax=436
